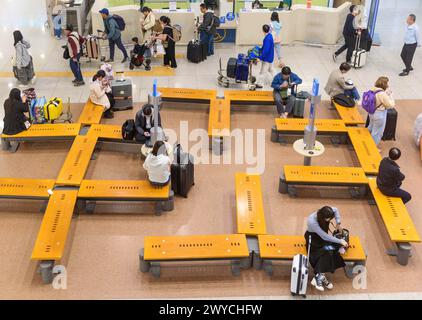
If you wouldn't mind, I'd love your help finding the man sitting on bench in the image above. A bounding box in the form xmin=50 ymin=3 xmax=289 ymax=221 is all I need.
xmin=271 ymin=66 xmax=302 ymax=119
xmin=134 ymin=104 xmax=162 ymax=144
xmin=377 ymin=147 xmax=412 ymax=204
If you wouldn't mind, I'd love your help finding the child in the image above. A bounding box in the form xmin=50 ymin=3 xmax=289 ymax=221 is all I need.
xmin=129 ymin=37 xmax=151 ymax=70
xmin=344 ymin=79 xmax=360 ymax=101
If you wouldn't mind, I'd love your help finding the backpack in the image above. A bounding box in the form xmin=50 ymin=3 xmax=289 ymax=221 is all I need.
xmin=152 ymin=19 xmax=163 ymax=33
xmin=113 ymin=14 xmax=126 ymax=31
xmin=361 ymin=89 xmax=382 ymax=114
xmin=333 ymin=93 xmax=355 ymax=108
xmin=171 ymin=24 xmax=182 ymax=42
xmin=122 ymin=119 xmax=135 ymax=140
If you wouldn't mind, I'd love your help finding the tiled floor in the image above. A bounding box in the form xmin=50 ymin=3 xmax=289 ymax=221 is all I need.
xmin=0 ymin=0 xmax=422 ymax=300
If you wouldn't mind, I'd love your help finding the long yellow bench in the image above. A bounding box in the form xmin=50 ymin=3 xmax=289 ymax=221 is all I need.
xmin=158 ymin=87 xmax=217 ymax=102
xmin=31 ymin=189 xmax=78 ymax=283
xmin=77 ymin=100 xmax=104 ymax=125
xmin=1 ymin=124 xmax=81 ymax=152
xmin=271 ymin=118 xmax=348 ymax=143
xmin=139 ymin=234 xmax=251 ymax=277
xmin=279 ymin=165 xmax=368 ymax=198
xmin=208 ymin=98 xmax=231 ymax=138
xmin=225 ymin=90 xmax=273 ymax=105
xmin=347 ymin=127 xmax=382 ymax=175
xmin=368 ymin=178 xmax=421 ymax=266
xmin=88 ymin=124 xmax=122 ymax=140
xmin=235 ymin=173 xmax=267 ymax=236
xmin=56 ymin=135 xmax=98 ymax=186
xmin=77 ymin=179 xmax=174 ymax=214
xmin=332 ymin=101 xmax=365 ymax=125
xmin=0 ymin=178 xmax=55 ymax=199
xmin=255 ymin=235 xmax=366 ymax=278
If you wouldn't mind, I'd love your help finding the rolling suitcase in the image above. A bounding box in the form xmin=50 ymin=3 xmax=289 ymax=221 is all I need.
xmin=291 ymin=235 xmax=311 ymax=298
xmin=352 ymin=35 xmax=366 ymax=68
xmin=187 ymin=40 xmax=203 ymax=63
xmin=201 ymin=41 xmax=208 ymax=61
xmin=171 ymin=144 xmax=194 ymax=198
xmin=292 ymin=91 xmax=309 ymax=118
xmin=227 ymin=58 xmax=237 ymax=78
xmin=44 ymin=97 xmax=63 ymax=121
xmin=85 ymin=36 xmax=99 ymax=60
xmin=111 ymin=78 xmax=133 ymax=111
xmin=382 ymin=108 xmax=398 ymax=141
xmin=30 ymin=97 xmax=47 ymax=124
xmin=235 ymin=54 xmax=249 ymax=82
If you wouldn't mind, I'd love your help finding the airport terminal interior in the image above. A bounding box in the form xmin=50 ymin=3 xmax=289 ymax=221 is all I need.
xmin=0 ymin=0 xmax=422 ymax=300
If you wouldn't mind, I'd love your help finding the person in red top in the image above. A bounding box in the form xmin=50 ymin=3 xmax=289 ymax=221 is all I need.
xmin=64 ymin=24 xmax=85 ymax=86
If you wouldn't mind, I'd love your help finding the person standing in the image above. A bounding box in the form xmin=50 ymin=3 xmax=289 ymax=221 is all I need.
xmin=333 ymin=5 xmax=359 ymax=63
xmin=64 ymin=25 xmax=85 ymax=86
xmin=140 ymin=6 xmax=156 ymax=44
xmin=198 ymin=3 xmax=216 ymax=57
xmin=52 ymin=9 xmax=63 ymax=40
xmin=399 ymin=14 xmax=420 ymax=76
xmin=99 ymin=8 xmax=129 ymax=63
xmin=270 ymin=12 xmax=282 ymax=65
xmin=366 ymin=76 xmax=395 ymax=147
xmin=255 ymin=24 xmax=275 ymax=89
xmin=153 ymin=16 xmax=177 ymax=68
xmin=12 ymin=30 xmax=35 ymax=87
xmin=377 ymin=148 xmax=411 ymax=204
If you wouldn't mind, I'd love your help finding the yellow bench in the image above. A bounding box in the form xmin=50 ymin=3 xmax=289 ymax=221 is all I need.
xmin=158 ymin=87 xmax=217 ymax=102
xmin=56 ymin=135 xmax=98 ymax=186
xmin=0 ymin=178 xmax=55 ymax=199
xmin=256 ymin=235 xmax=366 ymax=278
xmin=368 ymin=178 xmax=421 ymax=266
xmin=77 ymin=179 xmax=174 ymax=214
xmin=271 ymin=118 xmax=348 ymax=143
xmin=279 ymin=165 xmax=368 ymax=198
xmin=347 ymin=127 xmax=382 ymax=175
xmin=31 ymin=189 xmax=78 ymax=283
xmin=208 ymin=98 xmax=231 ymax=138
xmin=77 ymin=100 xmax=104 ymax=125
xmin=1 ymin=124 xmax=81 ymax=152
xmin=88 ymin=124 xmax=122 ymax=140
xmin=226 ymin=90 xmax=273 ymax=105
xmin=332 ymin=101 xmax=365 ymax=125
xmin=139 ymin=234 xmax=251 ymax=277
xmin=235 ymin=173 xmax=267 ymax=236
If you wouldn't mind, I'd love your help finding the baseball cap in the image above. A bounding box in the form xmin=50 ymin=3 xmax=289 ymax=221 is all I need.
xmin=99 ymin=8 xmax=109 ymax=15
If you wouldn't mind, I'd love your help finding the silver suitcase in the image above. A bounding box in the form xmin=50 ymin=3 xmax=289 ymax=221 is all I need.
xmin=290 ymin=235 xmax=311 ymax=298
xmin=111 ymin=78 xmax=133 ymax=111
xmin=352 ymin=35 xmax=366 ymax=68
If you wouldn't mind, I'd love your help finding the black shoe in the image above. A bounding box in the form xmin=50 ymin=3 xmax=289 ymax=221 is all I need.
xmin=104 ymin=58 xmax=114 ymax=63
xmin=74 ymin=81 xmax=85 ymax=86
xmin=121 ymin=57 xmax=128 ymax=63
xmin=255 ymin=84 xmax=263 ymax=89
xmin=104 ymin=110 xmax=114 ymax=119
xmin=72 ymin=79 xmax=78 ymax=83
xmin=399 ymin=71 xmax=409 ymax=76
xmin=403 ymin=67 xmax=414 ymax=71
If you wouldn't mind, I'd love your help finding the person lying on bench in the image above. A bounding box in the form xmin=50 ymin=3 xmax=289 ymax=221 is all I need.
xmin=377 ymin=147 xmax=412 ymax=204
xmin=2 ymin=88 xmax=30 ymax=135
xmin=305 ymin=206 xmax=349 ymax=292
xmin=89 ymin=70 xmax=114 ymax=119
xmin=134 ymin=104 xmax=162 ymax=144
xmin=271 ymin=66 xmax=302 ymax=119
xmin=143 ymin=140 xmax=171 ymax=187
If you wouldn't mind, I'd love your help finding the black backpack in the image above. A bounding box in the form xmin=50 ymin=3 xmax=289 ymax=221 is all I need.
xmin=113 ymin=14 xmax=126 ymax=31
xmin=333 ymin=93 xmax=355 ymax=108
xmin=122 ymin=119 xmax=135 ymax=140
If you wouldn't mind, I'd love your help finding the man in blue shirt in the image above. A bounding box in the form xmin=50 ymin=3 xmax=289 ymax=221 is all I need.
xmin=400 ymin=14 xmax=420 ymax=76
xmin=100 ymin=8 xmax=129 ymax=63
xmin=271 ymin=66 xmax=302 ymax=118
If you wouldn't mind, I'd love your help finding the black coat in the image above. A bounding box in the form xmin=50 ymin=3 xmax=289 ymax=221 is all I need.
xmin=199 ymin=12 xmax=216 ymax=35
xmin=376 ymin=158 xmax=405 ymax=192
xmin=135 ymin=108 xmax=162 ymax=135
xmin=343 ymin=13 xmax=356 ymax=37
xmin=2 ymin=99 xmax=29 ymax=135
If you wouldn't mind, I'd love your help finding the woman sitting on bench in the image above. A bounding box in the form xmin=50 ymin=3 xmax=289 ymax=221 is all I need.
xmin=2 ymin=88 xmax=30 ymax=135
xmin=305 ymin=206 xmax=349 ymax=292
xmin=143 ymin=140 xmax=171 ymax=187
xmin=89 ymin=70 xmax=114 ymax=119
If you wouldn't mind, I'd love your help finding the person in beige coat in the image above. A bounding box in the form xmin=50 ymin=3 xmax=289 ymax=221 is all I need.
xmin=324 ymin=62 xmax=355 ymax=98
xmin=140 ymin=7 xmax=156 ymax=43
xmin=89 ymin=70 xmax=114 ymax=119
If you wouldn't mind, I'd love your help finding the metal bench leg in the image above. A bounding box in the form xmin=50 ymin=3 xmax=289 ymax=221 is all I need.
xmin=339 ymin=135 xmax=348 ymax=144
xmin=287 ymin=185 xmax=297 ymax=197
xmin=349 ymin=186 xmax=367 ymax=199
xmin=150 ymin=263 xmax=161 ymax=278
xmin=85 ymin=201 xmax=96 ymax=214
xmin=231 ymin=260 xmax=241 ymax=276
xmin=161 ymin=191 xmax=175 ymax=212
xmin=240 ymin=255 xmax=252 ymax=270
xmin=358 ymin=185 xmax=368 ymax=198
xmin=345 ymin=260 xmax=366 ymax=279
xmin=1 ymin=138 xmax=11 ymax=151
xmin=7 ymin=142 xmax=20 ymax=153
xmin=367 ymin=199 xmax=376 ymax=205
xmin=329 ymin=101 xmax=335 ymax=110
xmin=253 ymin=251 xmax=263 ymax=270
xmin=139 ymin=249 xmax=151 ymax=273
xmin=278 ymin=172 xmax=288 ymax=194
xmin=262 ymin=260 xmax=273 ymax=276
xmin=77 ymin=200 xmax=87 ymax=213
xmin=387 ymin=242 xmax=412 ymax=266
xmin=330 ymin=136 xmax=341 ymax=146
xmin=39 ymin=200 xmax=48 ymax=213
xmin=39 ymin=260 xmax=55 ymax=284
xmin=271 ymin=126 xmax=279 ymax=143
xmin=154 ymin=202 xmax=163 ymax=216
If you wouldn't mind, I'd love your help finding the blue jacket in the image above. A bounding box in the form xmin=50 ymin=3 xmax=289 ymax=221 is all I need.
xmin=271 ymin=72 xmax=302 ymax=92
xmin=261 ymin=33 xmax=274 ymax=63
xmin=104 ymin=15 xmax=121 ymax=41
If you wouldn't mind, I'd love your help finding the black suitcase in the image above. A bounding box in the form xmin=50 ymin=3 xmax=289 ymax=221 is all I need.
xmin=171 ymin=144 xmax=194 ymax=198
xmin=227 ymin=57 xmax=237 ymax=78
xmin=201 ymin=41 xmax=207 ymax=61
xmin=187 ymin=40 xmax=203 ymax=63
xmin=382 ymin=108 xmax=398 ymax=141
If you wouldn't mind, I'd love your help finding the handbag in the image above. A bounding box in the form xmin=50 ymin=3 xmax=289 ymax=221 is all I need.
xmin=333 ymin=93 xmax=355 ymax=108
xmin=63 ymin=46 xmax=70 ymax=60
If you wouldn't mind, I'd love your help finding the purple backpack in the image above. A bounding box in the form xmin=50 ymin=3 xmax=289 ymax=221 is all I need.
xmin=361 ymin=89 xmax=382 ymax=114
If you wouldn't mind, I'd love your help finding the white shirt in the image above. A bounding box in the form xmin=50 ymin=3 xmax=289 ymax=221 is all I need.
xmin=404 ymin=23 xmax=421 ymax=46
xmin=143 ymin=153 xmax=171 ymax=184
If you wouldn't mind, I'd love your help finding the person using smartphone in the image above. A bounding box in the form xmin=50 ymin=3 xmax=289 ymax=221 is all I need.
xmin=134 ymin=104 xmax=162 ymax=144
xmin=2 ymin=88 xmax=30 ymax=135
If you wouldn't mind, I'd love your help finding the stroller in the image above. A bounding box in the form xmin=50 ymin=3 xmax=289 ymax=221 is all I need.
xmin=129 ymin=41 xmax=153 ymax=71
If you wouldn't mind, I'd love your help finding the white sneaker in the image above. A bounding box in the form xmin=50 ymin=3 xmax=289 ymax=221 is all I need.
xmin=321 ymin=275 xmax=334 ymax=290
xmin=311 ymin=277 xmax=324 ymax=292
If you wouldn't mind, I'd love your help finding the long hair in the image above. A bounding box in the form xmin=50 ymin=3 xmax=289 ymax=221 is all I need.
xmin=271 ymin=12 xmax=279 ymax=23
xmin=8 ymin=88 xmax=22 ymax=102
xmin=13 ymin=30 xmax=23 ymax=46
xmin=151 ymin=140 xmax=165 ymax=156
xmin=92 ymin=69 xmax=106 ymax=82
xmin=316 ymin=206 xmax=335 ymax=233
xmin=160 ymin=16 xmax=170 ymax=25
